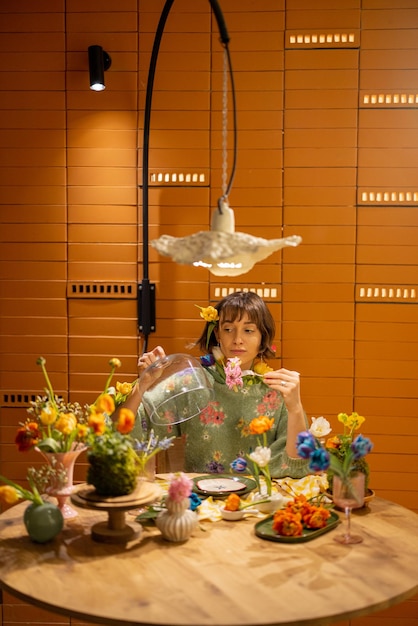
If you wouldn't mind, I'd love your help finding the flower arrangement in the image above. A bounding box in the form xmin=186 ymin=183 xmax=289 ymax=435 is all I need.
xmin=230 ymin=416 xmax=275 ymax=496
xmin=15 ymin=357 xmax=130 ymax=454
xmin=296 ymin=412 xmax=373 ymax=493
xmin=272 ymin=495 xmax=331 ymax=537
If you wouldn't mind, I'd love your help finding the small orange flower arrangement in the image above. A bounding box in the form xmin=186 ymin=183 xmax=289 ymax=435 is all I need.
xmin=272 ymin=495 xmax=331 ymax=537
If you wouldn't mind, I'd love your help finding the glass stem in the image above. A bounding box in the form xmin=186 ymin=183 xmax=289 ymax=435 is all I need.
xmin=345 ymin=506 xmax=352 ymax=538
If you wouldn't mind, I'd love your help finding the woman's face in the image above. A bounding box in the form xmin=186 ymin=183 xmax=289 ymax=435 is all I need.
xmin=215 ymin=312 xmax=262 ymax=371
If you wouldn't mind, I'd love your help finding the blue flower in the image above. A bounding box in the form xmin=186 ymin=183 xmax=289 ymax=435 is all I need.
xmin=230 ymin=457 xmax=247 ymax=473
xmin=296 ymin=431 xmax=317 ymax=459
xmin=351 ymin=434 xmax=373 ymax=460
xmin=200 ymin=354 xmax=215 ymax=367
xmin=308 ymin=448 xmax=330 ymax=473
xmin=189 ymin=492 xmax=202 ymax=511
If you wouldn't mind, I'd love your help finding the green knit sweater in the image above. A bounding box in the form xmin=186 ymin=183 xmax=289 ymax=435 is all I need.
xmin=134 ymin=368 xmax=309 ymax=478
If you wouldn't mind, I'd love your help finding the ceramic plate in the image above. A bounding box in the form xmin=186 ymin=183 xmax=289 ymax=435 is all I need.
xmin=192 ymin=474 xmax=256 ymax=498
xmin=254 ymin=511 xmax=340 ymax=543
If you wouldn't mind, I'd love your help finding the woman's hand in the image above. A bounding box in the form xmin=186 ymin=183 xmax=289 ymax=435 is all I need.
xmin=137 ymin=346 xmax=166 ymax=372
xmin=263 ymin=368 xmax=302 ymax=412
xmin=136 ymin=346 xmax=167 ymax=393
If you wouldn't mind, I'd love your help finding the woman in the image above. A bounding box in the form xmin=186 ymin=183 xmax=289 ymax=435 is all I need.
xmin=125 ymin=292 xmax=309 ymax=477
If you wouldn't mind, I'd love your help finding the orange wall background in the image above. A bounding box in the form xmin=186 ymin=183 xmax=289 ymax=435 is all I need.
xmin=0 ymin=0 xmax=417 ymax=624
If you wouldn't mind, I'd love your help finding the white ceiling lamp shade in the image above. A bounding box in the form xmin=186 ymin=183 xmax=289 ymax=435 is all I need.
xmin=151 ymin=200 xmax=302 ymax=277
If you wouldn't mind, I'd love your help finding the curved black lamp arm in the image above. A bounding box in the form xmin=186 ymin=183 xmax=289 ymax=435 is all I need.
xmin=138 ymin=0 xmax=236 ymax=348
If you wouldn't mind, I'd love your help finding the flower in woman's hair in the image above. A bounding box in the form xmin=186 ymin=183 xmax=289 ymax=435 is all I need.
xmin=309 ymin=416 xmax=331 ymax=439
xmin=230 ymin=456 xmax=247 ymax=473
xmin=249 ymin=446 xmax=271 ymax=468
xmin=168 ymin=472 xmax=193 ymax=503
xmin=249 ymin=415 xmax=274 ymax=435
xmin=196 ymin=304 xmax=219 ymax=349
xmin=224 ymin=357 xmax=243 ymax=390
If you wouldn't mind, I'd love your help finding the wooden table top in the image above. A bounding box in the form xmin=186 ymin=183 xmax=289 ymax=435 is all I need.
xmin=0 ymin=484 xmax=417 ymax=626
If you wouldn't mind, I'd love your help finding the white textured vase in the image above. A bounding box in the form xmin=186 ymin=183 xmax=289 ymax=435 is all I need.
xmin=156 ymin=498 xmax=198 ymax=542
xmin=253 ymin=491 xmax=284 ymax=514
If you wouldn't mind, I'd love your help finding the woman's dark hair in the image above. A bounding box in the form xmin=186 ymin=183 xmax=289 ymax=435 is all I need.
xmin=196 ymin=292 xmax=276 ymax=358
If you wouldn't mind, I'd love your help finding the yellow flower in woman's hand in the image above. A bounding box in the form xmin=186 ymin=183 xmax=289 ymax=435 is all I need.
xmin=253 ymin=361 xmax=273 ymax=375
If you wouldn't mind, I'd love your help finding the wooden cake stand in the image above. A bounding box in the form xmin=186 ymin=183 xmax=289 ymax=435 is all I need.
xmin=71 ymin=480 xmax=162 ymax=544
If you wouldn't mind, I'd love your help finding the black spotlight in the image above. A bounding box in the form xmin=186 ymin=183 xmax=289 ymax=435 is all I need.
xmin=88 ymin=45 xmax=112 ymax=91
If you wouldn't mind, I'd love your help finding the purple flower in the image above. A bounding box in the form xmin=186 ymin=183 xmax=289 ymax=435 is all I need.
xmin=296 ymin=431 xmax=317 ymax=459
xmin=308 ymin=448 xmax=330 ymax=473
xmin=351 ymin=434 xmax=373 ymax=460
xmin=206 ymin=461 xmax=225 ymax=473
xmin=200 ymin=354 xmax=215 ymax=367
xmin=230 ymin=457 xmax=247 ymax=473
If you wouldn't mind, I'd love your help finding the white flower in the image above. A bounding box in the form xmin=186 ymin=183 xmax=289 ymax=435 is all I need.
xmin=249 ymin=446 xmax=271 ymax=468
xmin=212 ymin=346 xmax=224 ymax=363
xmin=309 ymin=416 xmax=332 ymax=438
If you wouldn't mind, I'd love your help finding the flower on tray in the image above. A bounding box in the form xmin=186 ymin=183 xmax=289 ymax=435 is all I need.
xmin=296 ymin=412 xmax=373 ymax=493
xmin=230 ymin=415 xmax=275 ymax=496
xmin=272 ymin=494 xmax=331 ymax=537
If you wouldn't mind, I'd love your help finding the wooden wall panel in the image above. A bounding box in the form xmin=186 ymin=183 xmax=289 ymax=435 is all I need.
xmin=1 ymin=1 xmax=418 ymax=624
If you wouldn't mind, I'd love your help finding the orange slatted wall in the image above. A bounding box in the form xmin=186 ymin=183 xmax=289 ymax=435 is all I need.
xmin=0 ymin=0 xmax=417 ymax=624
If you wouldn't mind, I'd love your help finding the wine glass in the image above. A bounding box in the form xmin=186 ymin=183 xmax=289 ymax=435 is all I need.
xmin=332 ymin=473 xmax=365 ymax=544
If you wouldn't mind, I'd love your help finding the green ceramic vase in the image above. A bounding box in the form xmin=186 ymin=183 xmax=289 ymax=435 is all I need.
xmin=23 ymin=502 xmax=64 ymax=543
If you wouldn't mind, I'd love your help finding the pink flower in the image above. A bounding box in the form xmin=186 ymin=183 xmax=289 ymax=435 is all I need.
xmin=168 ymin=472 xmax=193 ymax=502
xmin=224 ymin=357 xmax=243 ymax=390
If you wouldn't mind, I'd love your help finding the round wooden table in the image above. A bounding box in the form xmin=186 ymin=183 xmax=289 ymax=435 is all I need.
xmin=0 ymin=490 xmax=417 ymax=626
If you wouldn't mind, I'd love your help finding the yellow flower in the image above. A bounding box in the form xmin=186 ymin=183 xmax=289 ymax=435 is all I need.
xmin=40 ymin=404 xmax=58 ymax=426
xmin=253 ymin=361 xmax=273 ymax=375
xmin=77 ymin=423 xmax=89 ymax=439
xmin=0 ymin=485 xmax=19 ymax=505
xmin=55 ymin=412 xmax=77 ymax=435
xmin=338 ymin=412 xmax=365 ymax=431
xmin=109 ymin=358 xmax=122 ymax=369
xmin=116 ymin=381 xmax=132 ymax=395
xmin=197 ymin=305 xmax=219 ymax=323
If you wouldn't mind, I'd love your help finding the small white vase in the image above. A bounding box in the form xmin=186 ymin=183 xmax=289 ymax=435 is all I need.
xmin=253 ymin=491 xmax=284 ymax=514
xmin=156 ymin=498 xmax=198 ymax=542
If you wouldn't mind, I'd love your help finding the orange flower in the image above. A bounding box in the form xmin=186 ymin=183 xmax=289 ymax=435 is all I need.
xmin=248 ymin=416 xmax=274 ymax=435
xmin=94 ymin=393 xmax=115 ymax=416
xmin=272 ymin=510 xmax=303 ymax=536
xmin=15 ymin=422 xmax=40 ymax=452
xmin=88 ymin=412 xmax=107 ymax=435
xmin=325 ymin=435 xmax=341 ymax=450
xmin=116 ymin=408 xmax=135 ymax=434
xmin=302 ymin=506 xmax=330 ymax=529
xmin=77 ymin=423 xmax=89 ymax=439
xmin=224 ymin=493 xmax=241 ymax=511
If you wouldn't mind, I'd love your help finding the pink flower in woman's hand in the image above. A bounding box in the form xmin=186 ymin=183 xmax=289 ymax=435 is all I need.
xmin=224 ymin=357 xmax=243 ymax=390
xmin=168 ymin=472 xmax=193 ymax=502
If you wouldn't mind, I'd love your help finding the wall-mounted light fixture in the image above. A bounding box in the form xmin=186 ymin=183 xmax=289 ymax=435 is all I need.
xmin=88 ymin=45 xmax=112 ymax=91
